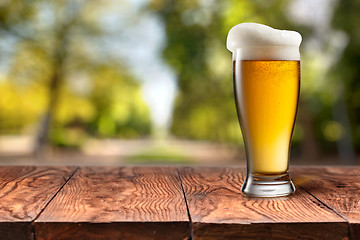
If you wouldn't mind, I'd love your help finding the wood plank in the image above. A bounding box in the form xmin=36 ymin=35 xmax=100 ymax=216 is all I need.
xmin=34 ymin=166 xmax=190 ymax=240
xmin=179 ymin=167 xmax=348 ymax=240
xmin=0 ymin=222 xmax=34 ymax=240
xmin=292 ymin=166 xmax=360 ymax=240
xmin=0 ymin=166 xmax=77 ymax=240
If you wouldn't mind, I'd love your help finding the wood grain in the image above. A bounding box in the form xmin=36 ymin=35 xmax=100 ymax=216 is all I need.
xmin=34 ymin=166 xmax=190 ymax=240
xmin=1 ymin=166 xmax=358 ymax=239
xmin=0 ymin=166 xmax=77 ymax=240
xmin=179 ymin=167 xmax=348 ymax=240
xmin=293 ymin=166 xmax=360 ymax=240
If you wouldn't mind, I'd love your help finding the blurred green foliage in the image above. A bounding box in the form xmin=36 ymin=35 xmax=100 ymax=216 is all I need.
xmin=49 ymin=65 xmax=151 ymax=147
xmin=332 ymin=0 xmax=360 ymax=146
xmin=0 ymin=78 xmax=46 ymax=134
xmin=0 ymin=0 xmax=359 ymax=160
xmin=150 ymin=0 xmax=242 ymax=143
xmin=0 ymin=0 xmax=151 ymax=149
xmin=128 ymin=145 xmax=192 ymax=164
xmin=150 ymin=0 xmax=298 ymax=144
xmin=150 ymin=0 xmax=360 ymax=159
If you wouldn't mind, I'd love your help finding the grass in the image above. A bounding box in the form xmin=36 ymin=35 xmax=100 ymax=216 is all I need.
xmin=126 ymin=145 xmax=193 ymax=164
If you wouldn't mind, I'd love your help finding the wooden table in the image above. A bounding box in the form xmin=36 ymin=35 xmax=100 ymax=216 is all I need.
xmin=0 ymin=166 xmax=359 ymax=240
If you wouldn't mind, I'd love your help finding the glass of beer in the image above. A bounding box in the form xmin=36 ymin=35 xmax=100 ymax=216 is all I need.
xmin=227 ymin=23 xmax=302 ymax=197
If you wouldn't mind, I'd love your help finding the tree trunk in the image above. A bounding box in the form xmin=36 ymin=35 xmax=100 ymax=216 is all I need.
xmin=33 ymin=37 xmax=67 ymax=158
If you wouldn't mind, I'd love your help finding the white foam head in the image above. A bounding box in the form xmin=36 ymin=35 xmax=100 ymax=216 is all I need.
xmin=226 ymin=23 xmax=302 ymax=60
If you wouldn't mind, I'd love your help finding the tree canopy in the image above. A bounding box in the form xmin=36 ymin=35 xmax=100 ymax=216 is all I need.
xmin=0 ymin=0 xmax=151 ymax=150
xmin=150 ymin=0 xmax=360 ymax=160
xmin=0 ymin=0 xmax=359 ymax=161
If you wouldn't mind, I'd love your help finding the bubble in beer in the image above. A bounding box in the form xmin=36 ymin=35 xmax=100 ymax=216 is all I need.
xmin=226 ymin=23 xmax=302 ymax=60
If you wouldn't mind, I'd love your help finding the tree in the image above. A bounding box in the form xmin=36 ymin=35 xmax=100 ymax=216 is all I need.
xmin=151 ymin=0 xmax=352 ymax=162
xmin=150 ymin=0 xmax=242 ymax=143
xmin=0 ymin=0 xmax=151 ymax=155
xmin=330 ymin=0 xmax=360 ymax=155
xmin=150 ymin=0 xmax=304 ymax=142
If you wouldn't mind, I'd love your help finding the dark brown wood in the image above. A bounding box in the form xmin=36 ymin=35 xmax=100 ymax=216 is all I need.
xmin=34 ymin=167 xmax=190 ymax=240
xmin=0 ymin=166 xmax=77 ymax=240
xmin=0 ymin=222 xmax=33 ymax=240
xmin=35 ymin=222 xmax=189 ymax=240
xmin=292 ymin=166 xmax=360 ymax=240
xmin=179 ymin=167 xmax=349 ymax=240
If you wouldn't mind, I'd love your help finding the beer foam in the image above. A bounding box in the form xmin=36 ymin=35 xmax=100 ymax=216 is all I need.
xmin=227 ymin=23 xmax=302 ymax=60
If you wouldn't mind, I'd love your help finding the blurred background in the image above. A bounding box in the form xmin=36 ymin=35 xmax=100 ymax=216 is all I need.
xmin=0 ymin=0 xmax=359 ymax=166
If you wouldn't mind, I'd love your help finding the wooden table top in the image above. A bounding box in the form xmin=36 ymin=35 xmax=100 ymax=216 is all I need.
xmin=0 ymin=166 xmax=359 ymax=240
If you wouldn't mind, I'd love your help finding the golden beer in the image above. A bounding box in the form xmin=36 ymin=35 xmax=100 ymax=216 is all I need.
xmin=233 ymin=60 xmax=300 ymax=175
xmin=227 ymin=23 xmax=302 ymax=197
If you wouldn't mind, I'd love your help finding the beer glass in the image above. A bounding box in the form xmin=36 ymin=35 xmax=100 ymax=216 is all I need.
xmin=233 ymin=47 xmax=300 ymax=197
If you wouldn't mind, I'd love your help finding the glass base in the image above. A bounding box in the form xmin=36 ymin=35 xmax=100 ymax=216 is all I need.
xmin=241 ymin=173 xmax=295 ymax=198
